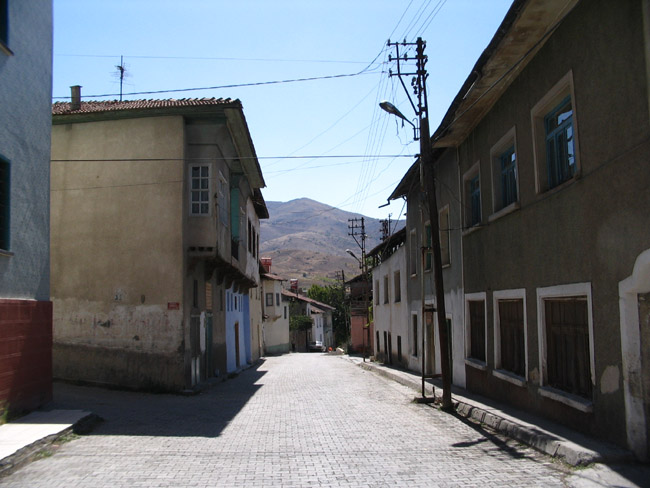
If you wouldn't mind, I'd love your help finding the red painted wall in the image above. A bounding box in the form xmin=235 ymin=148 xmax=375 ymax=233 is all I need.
xmin=0 ymin=300 xmax=53 ymax=412
xmin=350 ymin=314 xmax=373 ymax=354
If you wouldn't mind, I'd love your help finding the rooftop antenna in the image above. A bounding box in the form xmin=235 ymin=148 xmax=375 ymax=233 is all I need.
xmin=114 ymin=55 xmax=127 ymax=101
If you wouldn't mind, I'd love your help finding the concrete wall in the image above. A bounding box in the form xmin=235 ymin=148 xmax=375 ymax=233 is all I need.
xmin=262 ymin=279 xmax=290 ymax=355
xmin=372 ymin=245 xmax=410 ymax=368
xmin=457 ymin=0 xmax=650 ymax=447
xmin=0 ymin=0 xmax=53 ymax=412
xmin=51 ymin=115 xmax=186 ymax=390
xmin=0 ymin=0 xmax=52 ymax=300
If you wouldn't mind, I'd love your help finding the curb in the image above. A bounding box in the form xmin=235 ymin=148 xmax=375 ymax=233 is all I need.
xmin=0 ymin=411 xmax=101 ymax=477
xmin=348 ymin=357 xmax=634 ymax=467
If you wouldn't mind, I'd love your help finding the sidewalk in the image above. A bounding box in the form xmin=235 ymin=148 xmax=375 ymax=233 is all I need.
xmin=0 ymin=409 xmax=95 ymax=476
xmin=345 ymin=355 xmax=635 ymax=467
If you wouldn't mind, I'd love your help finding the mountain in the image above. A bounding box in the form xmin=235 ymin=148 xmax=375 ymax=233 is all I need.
xmin=260 ymin=198 xmax=403 ymax=289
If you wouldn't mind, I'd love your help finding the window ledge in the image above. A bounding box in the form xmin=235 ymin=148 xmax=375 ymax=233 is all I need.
xmin=465 ymin=358 xmax=487 ymax=371
xmin=462 ymin=224 xmax=482 ymax=237
xmin=0 ymin=249 xmax=14 ymax=258
xmin=493 ymin=369 xmax=526 ymax=387
xmin=488 ymin=201 xmax=520 ymax=223
xmin=539 ymin=386 xmax=593 ymax=413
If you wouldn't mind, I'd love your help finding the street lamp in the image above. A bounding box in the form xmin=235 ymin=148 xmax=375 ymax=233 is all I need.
xmin=345 ymin=249 xmax=361 ymax=265
xmin=379 ymin=101 xmax=417 ymax=140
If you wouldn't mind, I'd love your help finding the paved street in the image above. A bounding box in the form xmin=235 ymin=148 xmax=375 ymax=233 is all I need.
xmin=0 ymin=353 xmax=605 ymax=487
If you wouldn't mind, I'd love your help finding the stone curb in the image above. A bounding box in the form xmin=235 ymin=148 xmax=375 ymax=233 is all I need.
xmin=0 ymin=411 xmax=101 ymax=477
xmin=348 ymin=357 xmax=634 ymax=467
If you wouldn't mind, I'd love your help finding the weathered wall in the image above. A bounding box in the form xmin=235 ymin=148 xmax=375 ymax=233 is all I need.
xmin=0 ymin=1 xmax=53 ymax=413
xmin=0 ymin=0 xmax=52 ymax=300
xmin=262 ymin=279 xmax=290 ymax=355
xmin=459 ymin=0 xmax=650 ymax=446
xmin=51 ymin=115 xmax=185 ymax=390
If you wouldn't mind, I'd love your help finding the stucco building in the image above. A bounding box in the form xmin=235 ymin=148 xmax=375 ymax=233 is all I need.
xmin=51 ymin=95 xmax=267 ymax=391
xmin=381 ymin=0 xmax=650 ymax=460
xmin=0 ymin=0 xmax=53 ymax=413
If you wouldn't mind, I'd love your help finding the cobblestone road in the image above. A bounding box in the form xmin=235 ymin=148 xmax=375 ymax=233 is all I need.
xmin=0 ymin=354 xmax=574 ymax=487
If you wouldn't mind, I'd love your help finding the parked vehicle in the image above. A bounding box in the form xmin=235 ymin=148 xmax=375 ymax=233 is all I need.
xmin=309 ymin=341 xmax=324 ymax=352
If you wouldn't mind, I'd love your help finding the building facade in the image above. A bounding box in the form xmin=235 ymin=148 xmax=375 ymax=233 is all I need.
xmin=0 ymin=0 xmax=53 ymax=413
xmin=51 ymin=96 xmax=267 ymax=390
xmin=261 ymin=270 xmax=290 ymax=355
xmin=383 ymin=0 xmax=650 ymax=459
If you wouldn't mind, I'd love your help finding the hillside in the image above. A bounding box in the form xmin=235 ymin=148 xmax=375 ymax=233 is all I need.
xmin=260 ymin=198 xmax=403 ymax=289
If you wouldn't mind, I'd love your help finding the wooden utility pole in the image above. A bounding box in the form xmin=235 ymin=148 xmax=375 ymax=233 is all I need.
xmin=387 ymin=37 xmax=453 ymax=410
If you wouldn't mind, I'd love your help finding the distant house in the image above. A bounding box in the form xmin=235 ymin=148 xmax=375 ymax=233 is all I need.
xmin=260 ymin=261 xmax=290 ymax=355
xmin=387 ymin=0 xmax=650 ymax=459
xmin=346 ymin=274 xmax=373 ymax=355
xmin=51 ymin=95 xmax=267 ymax=390
xmin=0 ymin=0 xmax=53 ymax=413
xmin=284 ymin=290 xmax=334 ymax=352
xmin=368 ymin=229 xmax=411 ymax=369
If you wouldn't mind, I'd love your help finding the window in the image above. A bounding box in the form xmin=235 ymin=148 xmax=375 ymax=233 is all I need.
xmin=394 ymin=271 xmax=401 ymax=303
xmin=466 ymin=297 xmax=486 ymax=364
xmin=397 ymin=336 xmax=402 ymax=362
xmin=412 ymin=314 xmax=418 ymax=357
xmin=0 ymin=157 xmax=9 ymax=250
xmin=494 ymin=289 xmax=526 ymax=381
xmin=0 ymin=0 xmax=8 ymax=48
xmin=189 ymin=165 xmax=210 ymax=215
xmin=537 ymin=283 xmax=594 ymax=408
xmin=376 ymin=331 xmax=380 ymax=354
xmin=531 ymin=72 xmax=579 ymax=193
xmin=276 ymin=293 xmax=280 ymax=306
xmin=424 ymin=223 xmax=432 ymax=271
xmin=265 ymin=293 xmax=273 ymax=307
xmin=375 ymin=280 xmax=380 ymax=305
xmin=490 ymin=128 xmax=519 ymax=216
xmin=409 ymin=229 xmax=417 ymax=276
xmin=383 ymin=275 xmax=389 ymax=304
xmin=439 ymin=206 xmax=450 ymax=266
xmin=193 ymin=280 xmax=199 ymax=308
xmin=284 ymin=306 xmax=287 ymax=319
xmin=545 ymin=97 xmax=576 ymax=189
xmin=464 ymin=163 xmax=481 ymax=228
xmin=218 ymin=173 xmax=228 ymax=225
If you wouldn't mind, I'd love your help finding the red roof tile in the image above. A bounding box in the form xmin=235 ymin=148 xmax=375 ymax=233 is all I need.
xmin=52 ymin=97 xmax=239 ymax=116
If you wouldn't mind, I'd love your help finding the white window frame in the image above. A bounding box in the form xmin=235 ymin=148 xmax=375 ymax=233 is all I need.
xmin=493 ymin=289 xmax=527 ymax=387
xmin=489 ymin=127 xmax=520 ymax=221
xmin=531 ymin=71 xmax=581 ymax=194
xmin=189 ymin=163 xmax=211 ymax=216
xmin=464 ymin=292 xmax=487 ymax=370
xmin=536 ymin=282 xmax=594 ymax=412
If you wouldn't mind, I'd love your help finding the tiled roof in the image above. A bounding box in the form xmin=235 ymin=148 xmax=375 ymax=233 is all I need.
xmin=281 ymin=290 xmax=335 ymax=310
xmin=52 ymin=97 xmax=239 ymax=116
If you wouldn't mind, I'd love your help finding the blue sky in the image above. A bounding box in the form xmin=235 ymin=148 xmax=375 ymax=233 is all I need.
xmin=52 ymin=0 xmax=513 ymax=220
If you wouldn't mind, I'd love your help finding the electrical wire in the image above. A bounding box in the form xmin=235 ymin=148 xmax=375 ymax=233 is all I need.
xmin=55 ymin=53 xmax=371 ymax=65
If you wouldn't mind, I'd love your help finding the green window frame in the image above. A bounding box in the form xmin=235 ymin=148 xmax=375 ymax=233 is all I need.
xmin=499 ymin=146 xmax=517 ymax=208
xmin=545 ymin=96 xmax=576 ymax=189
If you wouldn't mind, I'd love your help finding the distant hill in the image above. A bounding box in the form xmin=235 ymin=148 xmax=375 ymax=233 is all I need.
xmin=260 ymin=198 xmax=403 ymax=289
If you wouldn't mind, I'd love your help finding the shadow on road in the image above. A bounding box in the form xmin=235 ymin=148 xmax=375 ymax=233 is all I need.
xmin=50 ymin=361 xmax=268 ymax=438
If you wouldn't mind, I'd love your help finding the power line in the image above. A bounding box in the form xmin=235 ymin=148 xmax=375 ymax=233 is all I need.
xmin=55 ymin=53 xmax=371 ymax=65
xmin=51 ymin=154 xmax=414 ymax=163
xmin=52 ymin=70 xmax=381 ymax=100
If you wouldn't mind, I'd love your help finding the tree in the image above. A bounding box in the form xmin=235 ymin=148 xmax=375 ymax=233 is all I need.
xmin=307 ymin=284 xmax=348 ymax=347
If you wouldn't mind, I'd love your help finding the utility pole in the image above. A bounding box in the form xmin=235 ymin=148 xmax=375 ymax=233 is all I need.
xmin=386 ymin=38 xmax=452 ymax=410
xmin=348 ymin=218 xmax=370 ymax=362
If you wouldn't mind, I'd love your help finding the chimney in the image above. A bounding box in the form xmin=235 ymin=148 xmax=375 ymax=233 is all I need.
xmin=70 ymin=85 xmax=82 ymax=111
